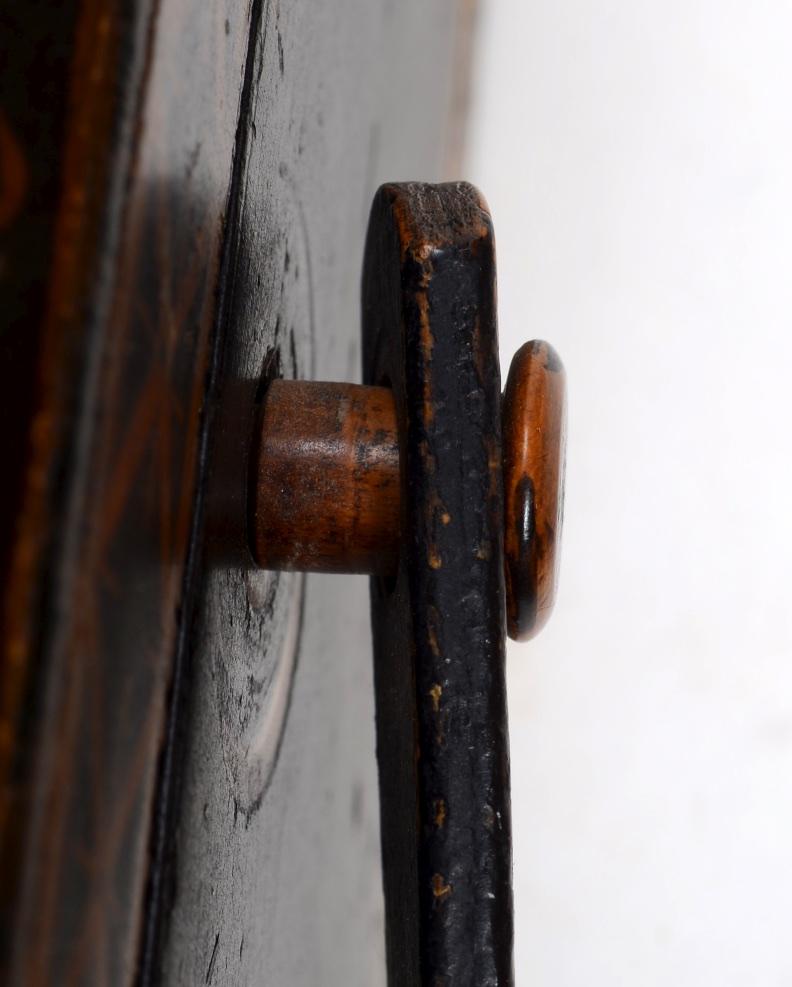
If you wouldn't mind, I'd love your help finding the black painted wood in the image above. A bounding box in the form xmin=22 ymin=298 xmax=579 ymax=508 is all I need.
xmin=363 ymin=183 xmax=514 ymax=986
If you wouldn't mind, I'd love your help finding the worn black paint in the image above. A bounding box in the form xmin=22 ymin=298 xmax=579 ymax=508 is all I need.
xmin=363 ymin=183 xmax=514 ymax=986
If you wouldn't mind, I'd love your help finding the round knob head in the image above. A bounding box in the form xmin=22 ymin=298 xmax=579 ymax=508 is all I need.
xmin=502 ymin=340 xmax=567 ymax=641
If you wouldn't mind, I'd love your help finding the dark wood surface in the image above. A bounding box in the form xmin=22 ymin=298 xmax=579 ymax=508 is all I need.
xmin=363 ymin=183 xmax=514 ymax=985
xmin=1 ymin=2 xmax=472 ymax=985
xmin=2 ymin=2 xmax=254 ymax=983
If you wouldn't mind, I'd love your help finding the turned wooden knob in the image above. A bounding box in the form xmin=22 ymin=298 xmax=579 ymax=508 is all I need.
xmin=250 ymin=341 xmax=566 ymax=641
xmin=501 ymin=341 xmax=566 ymax=641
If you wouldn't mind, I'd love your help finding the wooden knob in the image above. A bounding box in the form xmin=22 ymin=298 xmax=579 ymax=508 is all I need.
xmin=502 ymin=341 xmax=567 ymax=641
xmin=250 ymin=341 xmax=566 ymax=641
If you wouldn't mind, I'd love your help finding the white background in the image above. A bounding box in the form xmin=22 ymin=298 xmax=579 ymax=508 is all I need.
xmin=466 ymin=3 xmax=792 ymax=984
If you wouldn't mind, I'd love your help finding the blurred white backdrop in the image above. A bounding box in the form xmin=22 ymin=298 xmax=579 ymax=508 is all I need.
xmin=466 ymin=2 xmax=792 ymax=984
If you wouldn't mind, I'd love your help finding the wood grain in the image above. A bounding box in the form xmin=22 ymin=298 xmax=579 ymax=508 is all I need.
xmin=0 ymin=2 xmax=253 ymax=983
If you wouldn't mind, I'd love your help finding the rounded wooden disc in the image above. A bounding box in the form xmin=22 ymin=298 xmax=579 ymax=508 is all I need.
xmin=502 ymin=340 xmax=567 ymax=641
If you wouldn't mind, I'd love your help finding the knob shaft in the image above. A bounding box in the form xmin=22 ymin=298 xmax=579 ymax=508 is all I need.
xmin=251 ymin=379 xmax=400 ymax=574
